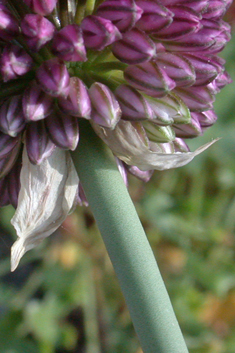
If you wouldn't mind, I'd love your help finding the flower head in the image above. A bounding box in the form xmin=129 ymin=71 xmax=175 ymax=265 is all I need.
xmin=0 ymin=0 xmax=231 ymax=269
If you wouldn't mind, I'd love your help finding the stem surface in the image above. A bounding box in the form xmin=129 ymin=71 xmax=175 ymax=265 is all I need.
xmin=72 ymin=121 xmax=189 ymax=353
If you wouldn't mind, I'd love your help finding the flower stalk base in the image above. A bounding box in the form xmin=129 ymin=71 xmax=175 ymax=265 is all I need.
xmin=72 ymin=120 xmax=189 ymax=353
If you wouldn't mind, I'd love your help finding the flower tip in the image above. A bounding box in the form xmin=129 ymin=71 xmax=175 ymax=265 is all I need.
xmin=10 ymin=238 xmax=26 ymax=272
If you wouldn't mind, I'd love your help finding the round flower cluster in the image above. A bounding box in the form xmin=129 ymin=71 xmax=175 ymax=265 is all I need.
xmin=0 ymin=0 xmax=232 ymax=208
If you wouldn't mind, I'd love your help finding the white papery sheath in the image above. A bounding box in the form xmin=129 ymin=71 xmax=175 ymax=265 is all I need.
xmin=11 ymin=146 xmax=79 ymax=271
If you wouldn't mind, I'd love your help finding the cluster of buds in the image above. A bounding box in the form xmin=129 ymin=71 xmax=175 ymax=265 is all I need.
xmin=0 ymin=0 xmax=231 ymax=269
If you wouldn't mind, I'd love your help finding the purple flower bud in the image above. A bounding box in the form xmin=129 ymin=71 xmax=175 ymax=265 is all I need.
xmin=26 ymin=120 xmax=56 ymax=164
xmin=0 ymin=44 xmax=33 ymax=82
xmin=58 ymin=77 xmax=91 ymax=118
xmin=183 ymin=54 xmax=220 ymax=86
xmin=45 ymin=110 xmax=79 ymax=150
xmin=0 ymin=135 xmax=21 ymax=178
xmin=214 ymin=71 xmax=232 ymax=89
xmin=173 ymin=115 xmax=202 ymax=138
xmin=173 ymin=137 xmax=190 ymax=153
xmin=175 ymin=86 xmax=215 ymax=112
xmin=36 ymin=58 xmax=70 ymax=98
xmin=0 ymin=4 xmax=19 ymax=41
xmin=191 ymin=110 xmax=217 ymax=128
xmin=7 ymin=155 xmax=22 ymax=208
xmin=156 ymin=52 xmax=196 ymax=87
xmin=163 ymin=18 xmax=231 ymax=54
xmin=21 ymin=14 xmax=55 ymax=52
xmin=0 ymin=132 xmax=20 ymax=160
xmin=23 ymin=0 xmax=58 ymax=16
xmin=162 ymin=0 xmax=209 ymax=14
xmin=81 ymin=15 xmax=121 ymax=51
xmin=115 ymin=84 xmax=154 ymax=121
xmin=126 ymin=164 xmax=153 ymax=182
xmin=124 ymin=61 xmax=176 ymax=98
xmin=23 ymin=83 xmax=54 ymax=121
xmin=201 ymin=19 xmax=231 ymax=52
xmin=0 ymin=95 xmax=26 ymax=137
xmin=89 ymin=83 xmax=121 ymax=129
xmin=203 ymin=1 xmax=228 ymax=20
xmin=96 ymin=0 xmax=143 ymax=32
xmin=112 ymin=28 xmax=156 ymax=64
xmin=153 ymin=6 xmax=201 ymax=40
xmin=52 ymin=25 xmax=87 ymax=62
xmin=135 ymin=0 xmax=173 ymax=33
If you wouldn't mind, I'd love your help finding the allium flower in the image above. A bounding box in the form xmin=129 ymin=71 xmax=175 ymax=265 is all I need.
xmin=0 ymin=0 xmax=231 ymax=271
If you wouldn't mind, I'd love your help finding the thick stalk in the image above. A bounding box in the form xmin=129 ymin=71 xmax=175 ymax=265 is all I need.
xmin=72 ymin=121 xmax=189 ymax=353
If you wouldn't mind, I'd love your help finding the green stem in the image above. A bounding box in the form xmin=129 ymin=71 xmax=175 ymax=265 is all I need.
xmin=72 ymin=121 xmax=189 ymax=353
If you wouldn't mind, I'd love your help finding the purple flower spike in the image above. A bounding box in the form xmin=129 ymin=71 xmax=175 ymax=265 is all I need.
xmin=112 ymin=28 xmax=156 ymax=64
xmin=23 ymin=0 xmax=58 ymax=16
xmin=124 ymin=61 xmax=176 ymax=98
xmin=81 ymin=15 xmax=121 ymax=51
xmin=153 ymin=6 xmax=201 ymax=40
xmin=0 ymin=132 xmax=20 ymax=160
xmin=21 ymin=14 xmax=55 ymax=52
xmin=115 ymin=84 xmax=154 ymax=121
xmin=0 ymin=44 xmax=33 ymax=82
xmin=0 ymin=176 xmax=10 ymax=207
xmin=36 ymin=58 xmax=70 ymax=98
xmin=89 ymin=83 xmax=121 ymax=129
xmin=0 ymin=4 xmax=19 ymax=41
xmin=96 ymin=0 xmax=143 ymax=32
xmin=0 ymin=136 xmax=21 ymax=178
xmin=52 ymin=25 xmax=87 ymax=62
xmin=135 ymin=0 xmax=173 ymax=33
xmin=26 ymin=120 xmax=56 ymax=164
xmin=156 ymin=53 xmax=196 ymax=87
xmin=7 ymin=156 xmax=22 ymax=208
xmin=45 ymin=110 xmax=79 ymax=150
xmin=58 ymin=77 xmax=91 ymax=118
xmin=23 ymin=83 xmax=54 ymax=121
xmin=0 ymin=96 xmax=26 ymax=137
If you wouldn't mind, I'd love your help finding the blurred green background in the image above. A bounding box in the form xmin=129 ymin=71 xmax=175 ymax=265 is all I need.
xmin=0 ymin=26 xmax=235 ymax=353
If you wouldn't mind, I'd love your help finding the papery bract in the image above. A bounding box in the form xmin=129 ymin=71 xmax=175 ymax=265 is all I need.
xmin=11 ymin=146 xmax=79 ymax=271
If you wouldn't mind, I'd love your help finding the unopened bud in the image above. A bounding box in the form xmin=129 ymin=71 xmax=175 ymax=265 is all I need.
xmin=0 ymin=44 xmax=33 ymax=82
xmin=112 ymin=28 xmax=156 ymax=64
xmin=52 ymin=25 xmax=87 ymax=62
xmin=58 ymin=77 xmax=91 ymax=118
xmin=21 ymin=14 xmax=55 ymax=52
xmin=89 ymin=83 xmax=121 ymax=129
xmin=45 ymin=110 xmax=79 ymax=150
xmin=81 ymin=15 xmax=121 ymax=51
xmin=0 ymin=95 xmax=26 ymax=137
xmin=36 ymin=58 xmax=70 ymax=98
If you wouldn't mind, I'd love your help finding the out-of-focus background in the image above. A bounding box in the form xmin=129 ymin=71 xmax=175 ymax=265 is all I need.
xmin=0 ymin=18 xmax=235 ymax=353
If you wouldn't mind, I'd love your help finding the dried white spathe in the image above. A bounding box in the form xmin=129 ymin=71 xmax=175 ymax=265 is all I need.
xmin=92 ymin=120 xmax=218 ymax=171
xmin=11 ymin=146 xmax=79 ymax=271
